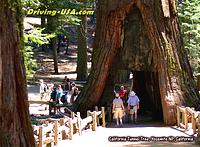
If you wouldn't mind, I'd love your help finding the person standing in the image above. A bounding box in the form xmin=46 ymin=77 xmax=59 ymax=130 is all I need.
xmin=127 ymin=91 xmax=140 ymax=123
xmin=70 ymin=82 xmax=79 ymax=103
xmin=63 ymin=76 xmax=71 ymax=91
xmin=112 ymin=93 xmax=124 ymax=127
xmin=118 ymin=86 xmax=128 ymax=103
xmin=39 ymin=79 xmax=47 ymax=100
xmin=57 ymin=85 xmax=63 ymax=103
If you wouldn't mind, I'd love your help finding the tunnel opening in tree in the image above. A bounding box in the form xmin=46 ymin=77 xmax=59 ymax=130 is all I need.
xmin=114 ymin=69 xmax=163 ymax=121
xmin=131 ymin=71 xmax=163 ymax=121
xmin=115 ymin=7 xmax=163 ymax=120
xmin=73 ymin=1 xmax=200 ymax=125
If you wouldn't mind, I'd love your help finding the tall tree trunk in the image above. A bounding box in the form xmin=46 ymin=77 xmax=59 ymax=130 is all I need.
xmin=41 ymin=16 xmax=47 ymax=51
xmin=47 ymin=17 xmax=58 ymax=74
xmin=52 ymin=37 xmax=58 ymax=74
xmin=0 ymin=0 xmax=35 ymax=146
xmin=77 ymin=0 xmax=88 ymax=81
xmin=73 ymin=0 xmax=200 ymax=125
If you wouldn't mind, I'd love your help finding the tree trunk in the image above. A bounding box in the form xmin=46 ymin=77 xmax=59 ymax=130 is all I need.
xmin=77 ymin=1 xmax=88 ymax=81
xmin=73 ymin=0 xmax=200 ymax=125
xmin=0 ymin=0 xmax=35 ymax=146
xmin=47 ymin=17 xmax=59 ymax=74
xmin=41 ymin=16 xmax=47 ymax=51
xmin=52 ymin=37 xmax=58 ymax=74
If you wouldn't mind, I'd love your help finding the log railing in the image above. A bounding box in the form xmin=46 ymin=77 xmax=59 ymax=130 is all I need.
xmin=176 ymin=106 xmax=200 ymax=137
xmin=33 ymin=106 xmax=106 ymax=146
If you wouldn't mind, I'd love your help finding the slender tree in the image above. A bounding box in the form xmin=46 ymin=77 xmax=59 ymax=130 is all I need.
xmin=77 ymin=0 xmax=88 ymax=81
xmin=0 ymin=0 xmax=35 ymax=146
xmin=77 ymin=15 xmax=88 ymax=80
xmin=47 ymin=16 xmax=59 ymax=74
xmin=74 ymin=0 xmax=200 ymax=125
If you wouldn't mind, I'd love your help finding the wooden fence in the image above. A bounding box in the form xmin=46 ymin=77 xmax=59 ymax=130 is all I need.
xmin=177 ymin=106 xmax=200 ymax=142
xmin=33 ymin=106 xmax=105 ymax=147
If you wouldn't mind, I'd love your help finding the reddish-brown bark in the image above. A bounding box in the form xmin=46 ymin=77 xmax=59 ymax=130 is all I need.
xmin=0 ymin=0 xmax=35 ymax=146
xmin=73 ymin=0 xmax=200 ymax=125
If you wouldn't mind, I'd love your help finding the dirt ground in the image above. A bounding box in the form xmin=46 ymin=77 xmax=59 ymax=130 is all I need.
xmin=57 ymin=126 xmax=199 ymax=147
xmin=32 ymin=45 xmax=91 ymax=82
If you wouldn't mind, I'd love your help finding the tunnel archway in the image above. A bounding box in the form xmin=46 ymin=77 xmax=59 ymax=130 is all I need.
xmin=131 ymin=71 xmax=163 ymax=120
xmin=114 ymin=70 xmax=163 ymax=121
xmin=114 ymin=7 xmax=163 ymax=121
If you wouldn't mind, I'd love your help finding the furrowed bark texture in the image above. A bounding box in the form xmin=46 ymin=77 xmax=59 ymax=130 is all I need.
xmin=74 ymin=0 xmax=200 ymax=125
xmin=0 ymin=0 xmax=35 ymax=146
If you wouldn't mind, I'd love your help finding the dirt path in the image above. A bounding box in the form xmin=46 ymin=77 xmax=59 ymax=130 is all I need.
xmin=57 ymin=125 xmax=199 ymax=147
xmin=28 ymin=86 xmax=199 ymax=147
xmin=33 ymin=45 xmax=91 ymax=83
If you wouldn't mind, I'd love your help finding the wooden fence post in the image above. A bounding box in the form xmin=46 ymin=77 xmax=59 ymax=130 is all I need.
xmin=177 ymin=106 xmax=180 ymax=127
xmin=60 ymin=118 xmax=67 ymax=140
xmin=191 ymin=112 xmax=196 ymax=134
xmin=92 ymin=111 xmax=97 ymax=131
xmin=87 ymin=110 xmax=90 ymax=117
xmin=69 ymin=118 xmax=73 ymax=140
xmin=185 ymin=109 xmax=188 ymax=129
xmin=77 ymin=112 xmax=82 ymax=135
xmin=60 ymin=118 xmax=64 ymax=126
xmin=71 ymin=112 xmax=75 ymax=119
xmin=101 ymin=107 xmax=106 ymax=127
xmin=54 ymin=121 xmax=58 ymax=145
xmin=38 ymin=126 xmax=43 ymax=147
xmin=95 ymin=106 xmax=100 ymax=126
xmin=87 ymin=110 xmax=92 ymax=129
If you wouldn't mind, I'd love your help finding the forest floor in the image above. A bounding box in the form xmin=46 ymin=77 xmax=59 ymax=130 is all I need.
xmin=28 ymin=46 xmax=200 ymax=147
xmin=31 ymin=45 xmax=91 ymax=83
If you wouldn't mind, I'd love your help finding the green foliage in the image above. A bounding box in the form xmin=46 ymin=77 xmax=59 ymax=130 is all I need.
xmin=178 ymin=0 xmax=200 ymax=75
xmin=23 ymin=28 xmax=55 ymax=77
xmin=23 ymin=46 xmax=37 ymax=76
xmin=24 ymin=28 xmax=55 ymax=45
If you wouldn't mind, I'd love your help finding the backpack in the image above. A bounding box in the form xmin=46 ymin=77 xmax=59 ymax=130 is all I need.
xmin=44 ymin=84 xmax=48 ymax=92
xmin=51 ymin=90 xmax=57 ymax=102
xmin=73 ymin=87 xmax=79 ymax=96
xmin=61 ymin=92 xmax=67 ymax=104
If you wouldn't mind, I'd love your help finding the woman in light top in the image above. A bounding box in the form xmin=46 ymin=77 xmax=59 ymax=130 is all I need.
xmin=112 ymin=93 xmax=124 ymax=127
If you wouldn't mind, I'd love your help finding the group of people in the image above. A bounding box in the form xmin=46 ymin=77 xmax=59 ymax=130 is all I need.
xmin=112 ymin=86 xmax=140 ymax=127
xmin=39 ymin=76 xmax=79 ymax=105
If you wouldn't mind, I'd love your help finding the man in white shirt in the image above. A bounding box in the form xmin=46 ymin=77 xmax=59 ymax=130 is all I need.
xmin=127 ymin=91 xmax=140 ymax=123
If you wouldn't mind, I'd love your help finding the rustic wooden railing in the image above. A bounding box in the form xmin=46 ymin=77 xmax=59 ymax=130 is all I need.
xmin=176 ymin=106 xmax=200 ymax=142
xmin=33 ymin=106 xmax=106 ymax=147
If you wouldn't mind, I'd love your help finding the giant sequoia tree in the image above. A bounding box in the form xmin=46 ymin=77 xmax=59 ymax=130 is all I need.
xmin=0 ymin=0 xmax=35 ymax=146
xmin=74 ymin=0 xmax=200 ymax=125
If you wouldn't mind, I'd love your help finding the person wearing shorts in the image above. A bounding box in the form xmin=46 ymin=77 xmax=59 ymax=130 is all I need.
xmin=112 ymin=93 xmax=124 ymax=126
xmin=127 ymin=91 xmax=140 ymax=123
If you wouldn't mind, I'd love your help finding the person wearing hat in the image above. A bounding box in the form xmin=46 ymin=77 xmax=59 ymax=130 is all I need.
xmin=112 ymin=93 xmax=124 ymax=127
xmin=127 ymin=91 xmax=140 ymax=123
